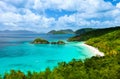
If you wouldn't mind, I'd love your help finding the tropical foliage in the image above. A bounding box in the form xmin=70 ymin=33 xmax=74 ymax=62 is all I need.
xmin=86 ymin=30 xmax=120 ymax=55
xmin=68 ymin=26 xmax=120 ymax=41
xmin=75 ymin=28 xmax=94 ymax=35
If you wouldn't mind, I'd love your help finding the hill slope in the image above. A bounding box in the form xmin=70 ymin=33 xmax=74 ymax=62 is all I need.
xmin=68 ymin=26 xmax=120 ymax=41
xmin=86 ymin=30 xmax=120 ymax=55
xmin=75 ymin=28 xmax=94 ymax=35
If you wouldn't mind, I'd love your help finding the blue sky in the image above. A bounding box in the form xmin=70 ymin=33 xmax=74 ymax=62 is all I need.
xmin=0 ymin=0 xmax=120 ymax=32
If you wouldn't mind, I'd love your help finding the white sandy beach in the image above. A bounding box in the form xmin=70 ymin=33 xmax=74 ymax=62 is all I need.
xmin=78 ymin=42 xmax=104 ymax=57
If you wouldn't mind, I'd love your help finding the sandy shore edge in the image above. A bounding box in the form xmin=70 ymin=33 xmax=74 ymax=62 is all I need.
xmin=78 ymin=42 xmax=104 ymax=57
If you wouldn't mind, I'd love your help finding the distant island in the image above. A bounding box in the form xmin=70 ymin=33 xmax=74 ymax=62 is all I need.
xmin=32 ymin=38 xmax=65 ymax=44
xmin=0 ymin=28 xmax=95 ymax=35
xmin=0 ymin=30 xmax=37 ymax=34
xmin=47 ymin=28 xmax=96 ymax=35
xmin=47 ymin=29 xmax=74 ymax=34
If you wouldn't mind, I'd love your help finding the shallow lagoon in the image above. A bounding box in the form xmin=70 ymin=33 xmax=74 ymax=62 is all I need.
xmin=0 ymin=34 xmax=95 ymax=74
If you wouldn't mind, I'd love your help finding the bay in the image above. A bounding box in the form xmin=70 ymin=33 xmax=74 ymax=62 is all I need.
xmin=0 ymin=33 xmax=94 ymax=75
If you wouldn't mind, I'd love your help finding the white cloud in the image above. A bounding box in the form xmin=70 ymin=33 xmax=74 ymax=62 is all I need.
xmin=0 ymin=11 xmax=56 ymax=32
xmin=116 ymin=2 xmax=120 ymax=8
xmin=0 ymin=0 xmax=120 ymax=32
xmin=24 ymin=0 xmax=113 ymax=13
xmin=0 ymin=12 xmax=22 ymax=23
xmin=33 ymin=0 xmax=43 ymax=10
xmin=0 ymin=1 xmax=17 ymax=13
xmin=4 ymin=22 xmax=17 ymax=27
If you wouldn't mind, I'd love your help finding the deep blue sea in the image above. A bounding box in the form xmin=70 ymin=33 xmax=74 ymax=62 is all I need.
xmin=0 ymin=33 xmax=95 ymax=75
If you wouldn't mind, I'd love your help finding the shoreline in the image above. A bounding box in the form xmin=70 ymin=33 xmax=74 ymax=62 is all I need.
xmin=78 ymin=42 xmax=104 ymax=57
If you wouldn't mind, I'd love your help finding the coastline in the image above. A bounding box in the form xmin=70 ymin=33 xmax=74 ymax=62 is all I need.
xmin=78 ymin=42 xmax=104 ymax=57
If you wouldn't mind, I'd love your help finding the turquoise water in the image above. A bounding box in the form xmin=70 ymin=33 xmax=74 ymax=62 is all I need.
xmin=0 ymin=34 xmax=94 ymax=75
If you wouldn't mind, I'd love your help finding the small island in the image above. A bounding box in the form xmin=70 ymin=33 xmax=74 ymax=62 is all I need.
xmin=32 ymin=38 xmax=49 ymax=44
xmin=32 ymin=38 xmax=65 ymax=45
xmin=57 ymin=40 xmax=65 ymax=44
xmin=51 ymin=40 xmax=65 ymax=44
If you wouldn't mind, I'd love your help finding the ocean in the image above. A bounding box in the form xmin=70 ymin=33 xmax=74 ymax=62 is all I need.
xmin=0 ymin=33 xmax=94 ymax=75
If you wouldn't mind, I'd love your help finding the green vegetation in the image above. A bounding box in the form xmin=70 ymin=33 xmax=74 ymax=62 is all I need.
xmin=1 ymin=26 xmax=120 ymax=79
xmin=75 ymin=28 xmax=94 ymax=35
xmin=86 ymin=30 xmax=120 ymax=55
xmin=57 ymin=40 xmax=65 ymax=44
xmin=50 ymin=40 xmax=65 ymax=44
xmin=68 ymin=26 xmax=120 ymax=41
xmin=32 ymin=38 xmax=49 ymax=44
xmin=48 ymin=29 xmax=74 ymax=34
xmin=32 ymin=38 xmax=65 ymax=45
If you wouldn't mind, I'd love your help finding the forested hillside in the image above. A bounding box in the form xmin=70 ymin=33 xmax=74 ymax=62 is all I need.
xmin=68 ymin=26 xmax=120 ymax=41
xmin=86 ymin=30 xmax=120 ymax=55
xmin=75 ymin=28 xmax=94 ymax=35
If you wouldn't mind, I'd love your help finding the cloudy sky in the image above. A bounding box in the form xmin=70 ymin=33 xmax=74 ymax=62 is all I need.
xmin=0 ymin=0 xmax=120 ymax=32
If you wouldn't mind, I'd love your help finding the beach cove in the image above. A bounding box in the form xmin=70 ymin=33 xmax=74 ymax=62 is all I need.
xmin=77 ymin=42 xmax=104 ymax=57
